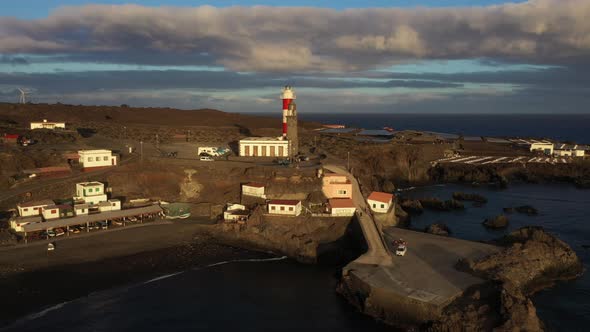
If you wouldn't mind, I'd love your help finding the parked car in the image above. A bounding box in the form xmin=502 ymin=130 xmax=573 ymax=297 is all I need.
xmin=112 ymin=220 xmax=123 ymax=226
xmin=46 ymin=230 xmax=56 ymax=237
xmin=69 ymin=227 xmax=81 ymax=234
xmin=47 ymin=242 xmax=55 ymax=251
xmin=395 ymin=245 xmax=407 ymax=256
xmin=55 ymin=228 xmax=65 ymax=237
xmin=98 ymin=221 xmax=108 ymax=230
xmin=199 ymin=156 xmax=214 ymax=161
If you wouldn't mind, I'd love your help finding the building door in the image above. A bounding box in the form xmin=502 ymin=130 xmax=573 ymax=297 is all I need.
xmin=270 ymin=146 xmax=275 ymax=156
xmin=253 ymin=145 xmax=258 ymax=156
xmin=245 ymin=145 xmax=250 ymax=156
xmin=278 ymin=146 xmax=284 ymax=156
xmin=261 ymin=146 xmax=267 ymax=156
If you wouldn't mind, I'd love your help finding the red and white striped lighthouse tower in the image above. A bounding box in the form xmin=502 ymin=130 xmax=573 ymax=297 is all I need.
xmin=281 ymin=85 xmax=295 ymax=138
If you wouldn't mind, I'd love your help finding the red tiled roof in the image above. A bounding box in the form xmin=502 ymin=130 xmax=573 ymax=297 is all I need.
xmin=367 ymin=192 xmax=394 ymax=204
xmin=268 ymin=199 xmax=300 ymax=206
xmin=244 ymin=182 xmax=265 ymax=188
xmin=329 ymin=199 xmax=355 ymax=208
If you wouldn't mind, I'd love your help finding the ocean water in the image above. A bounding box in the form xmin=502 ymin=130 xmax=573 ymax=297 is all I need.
xmin=3 ymin=257 xmax=391 ymax=332
xmin=401 ymin=183 xmax=590 ymax=332
xmin=298 ymin=113 xmax=590 ymax=143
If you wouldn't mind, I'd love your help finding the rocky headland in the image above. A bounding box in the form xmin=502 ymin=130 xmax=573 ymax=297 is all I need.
xmin=429 ymin=226 xmax=583 ymax=331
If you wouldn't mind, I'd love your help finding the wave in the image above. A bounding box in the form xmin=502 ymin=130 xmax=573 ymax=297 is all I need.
xmin=3 ymin=301 xmax=71 ymax=330
xmin=195 ymin=256 xmax=288 ymax=270
xmin=143 ymin=271 xmax=184 ymax=284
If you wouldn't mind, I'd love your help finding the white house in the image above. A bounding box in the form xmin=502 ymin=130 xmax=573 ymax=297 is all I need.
xmin=17 ymin=199 xmax=54 ymax=217
xmin=75 ymin=181 xmax=108 ymax=205
xmin=41 ymin=205 xmax=61 ymax=220
xmin=10 ymin=216 xmax=42 ymax=232
xmin=74 ymin=204 xmax=89 ymax=215
xmin=530 ymin=142 xmax=554 ymax=155
xmin=78 ymin=150 xmax=117 ymax=169
xmin=239 ymin=137 xmax=290 ymax=157
xmin=328 ymin=199 xmax=356 ymax=217
xmin=554 ymin=144 xmax=585 ymax=157
xmin=367 ymin=192 xmax=394 ymax=213
xmin=268 ymin=200 xmax=302 ymax=216
xmin=223 ymin=203 xmax=249 ymax=222
xmin=97 ymin=199 xmax=121 ymax=212
xmin=242 ymin=182 xmax=266 ymax=198
xmin=30 ymin=119 xmax=66 ymax=130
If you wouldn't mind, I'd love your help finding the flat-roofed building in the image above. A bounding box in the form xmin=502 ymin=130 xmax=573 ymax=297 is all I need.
xmin=268 ymin=200 xmax=302 ymax=216
xmin=41 ymin=205 xmax=61 ymax=220
xmin=74 ymin=204 xmax=89 ymax=215
xmin=30 ymin=119 xmax=66 ymax=130
xmin=239 ymin=137 xmax=290 ymax=157
xmin=10 ymin=216 xmax=42 ymax=232
xmin=328 ymin=198 xmax=356 ymax=217
xmin=242 ymin=182 xmax=266 ymax=198
xmin=78 ymin=150 xmax=117 ymax=170
xmin=367 ymin=192 xmax=395 ymax=213
xmin=322 ymin=173 xmax=352 ymax=199
xmin=17 ymin=200 xmax=54 ymax=217
xmin=554 ymin=144 xmax=585 ymax=157
xmin=75 ymin=181 xmax=108 ymax=205
xmin=530 ymin=143 xmax=554 ymax=155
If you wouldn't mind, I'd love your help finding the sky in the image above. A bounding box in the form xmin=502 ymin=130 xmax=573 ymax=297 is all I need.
xmin=1 ymin=0 xmax=589 ymax=114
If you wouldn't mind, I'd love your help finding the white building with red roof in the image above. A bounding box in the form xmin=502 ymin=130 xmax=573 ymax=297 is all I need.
xmin=328 ymin=198 xmax=356 ymax=217
xmin=367 ymin=192 xmax=395 ymax=213
xmin=268 ymin=199 xmax=302 ymax=216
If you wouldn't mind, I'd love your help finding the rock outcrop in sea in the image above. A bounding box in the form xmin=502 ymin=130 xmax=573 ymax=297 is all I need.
xmin=430 ymin=227 xmax=583 ymax=331
xmin=425 ymin=223 xmax=451 ymax=236
xmin=482 ymin=215 xmax=509 ymax=229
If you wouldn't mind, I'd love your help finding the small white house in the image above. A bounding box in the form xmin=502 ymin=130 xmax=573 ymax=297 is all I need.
xmin=554 ymin=144 xmax=585 ymax=157
xmin=17 ymin=200 xmax=54 ymax=217
xmin=268 ymin=200 xmax=302 ymax=216
xmin=242 ymin=183 xmax=266 ymax=198
xmin=530 ymin=143 xmax=554 ymax=155
xmin=74 ymin=204 xmax=89 ymax=215
xmin=328 ymin=199 xmax=356 ymax=217
xmin=10 ymin=216 xmax=42 ymax=232
xmin=30 ymin=119 xmax=66 ymax=130
xmin=223 ymin=203 xmax=249 ymax=222
xmin=41 ymin=205 xmax=61 ymax=220
xmin=75 ymin=182 xmax=108 ymax=205
xmin=78 ymin=150 xmax=117 ymax=169
xmin=367 ymin=192 xmax=394 ymax=213
xmin=96 ymin=199 xmax=121 ymax=212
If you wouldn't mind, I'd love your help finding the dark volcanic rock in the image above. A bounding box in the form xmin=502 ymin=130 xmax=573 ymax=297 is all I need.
xmin=468 ymin=226 xmax=584 ymax=291
xmin=452 ymin=192 xmax=488 ymax=203
xmin=482 ymin=215 xmax=509 ymax=229
xmin=400 ymin=199 xmax=424 ymax=214
xmin=419 ymin=198 xmax=464 ymax=211
xmin=515 ymin=205 xmax=538 ymax=216
xmin=502 ymin=207 xmax=515 ymax=213
xmin=425 ymin=223 xmax=451 ymax=236
xmin=432 ymin=227 xmax=583 ymax=332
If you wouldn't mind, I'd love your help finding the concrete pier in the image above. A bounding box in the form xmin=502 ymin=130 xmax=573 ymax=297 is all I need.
xmin=325 ymin=164 xmax=500 ymax=324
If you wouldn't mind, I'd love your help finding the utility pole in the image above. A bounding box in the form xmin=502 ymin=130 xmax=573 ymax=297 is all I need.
xmin=347 ymin=151 xmax=350 ymax=171
xmin=140 ymin=140 xmax=144 ymax=164
xmin=123 ymin=126 xmax=126 ymax=140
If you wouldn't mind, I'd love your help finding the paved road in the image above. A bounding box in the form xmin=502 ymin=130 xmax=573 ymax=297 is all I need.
xmin=323 ymin=164 xmax=393 ymax=265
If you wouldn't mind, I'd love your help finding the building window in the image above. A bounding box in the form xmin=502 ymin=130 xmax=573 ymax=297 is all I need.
xmin=280 ymin=206 xmax=285 ymax=211
xmin=337 ymin=190 xmax=347 ymax=195
xmin=51 ymin=210 xmax=57 ymax=214
xmin=271 ymin=206 xmax=276 ymax=211
xmin=381 ymin=204 xmax=385 ymax=208
xmin=289 ymin=207 xmax=294 ymax=211
xmin=88 ymin=157 xmax=94 ymax=162
xmin=373 ymin=203 xmax=376 ymax=208
xmin=23 ymin=208 xmax=29 ymax=212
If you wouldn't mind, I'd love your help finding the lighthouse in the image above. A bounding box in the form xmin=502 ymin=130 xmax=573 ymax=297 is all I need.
xmin=281 ymin=85 xmax=295 ymax=138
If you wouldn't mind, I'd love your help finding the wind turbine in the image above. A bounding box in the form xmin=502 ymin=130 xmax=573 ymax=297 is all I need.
xmin=17 ymin=88 xmax=30 ymax=104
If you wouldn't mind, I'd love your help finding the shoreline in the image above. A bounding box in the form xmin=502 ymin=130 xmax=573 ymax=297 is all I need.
xmin=0 ymin=222 xmax=276 ymax=326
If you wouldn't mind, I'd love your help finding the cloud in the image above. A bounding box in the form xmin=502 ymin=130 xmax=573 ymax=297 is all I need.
xmin=1 ymin=1 xmax=590 ymax=72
